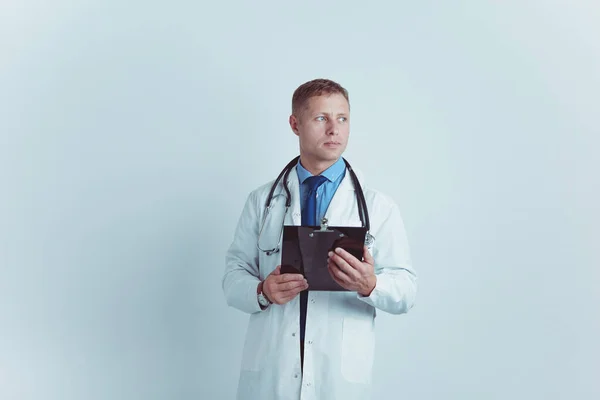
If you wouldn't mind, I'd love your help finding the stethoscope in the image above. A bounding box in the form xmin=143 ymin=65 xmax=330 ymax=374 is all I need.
xmin=257 ymin=155 xmax=373 ymax=256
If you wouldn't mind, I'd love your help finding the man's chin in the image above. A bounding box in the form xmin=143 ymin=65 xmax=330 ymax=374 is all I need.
xmin=317 ymin=154 xmax=341 ymax=163
xmin=320 ymin=149 xmax=344 ymax=160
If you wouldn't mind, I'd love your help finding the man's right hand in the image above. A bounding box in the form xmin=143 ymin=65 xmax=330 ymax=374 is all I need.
xmin=262 ymin=266 xmax=308 ymax=305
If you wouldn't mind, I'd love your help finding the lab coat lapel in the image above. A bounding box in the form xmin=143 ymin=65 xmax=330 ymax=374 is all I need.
xmin=325 ymin=167 xmax=364 ymax=227
xmin=284 ymin=169 xmax=302 ymax=226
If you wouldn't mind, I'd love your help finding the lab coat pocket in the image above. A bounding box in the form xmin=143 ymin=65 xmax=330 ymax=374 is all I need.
xmin=341 ymin=316 xmax=375 ymax=384
xmin=241 ymin=311 xmax=270 ymax=372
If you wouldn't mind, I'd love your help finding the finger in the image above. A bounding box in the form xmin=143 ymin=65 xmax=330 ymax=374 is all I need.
xmin=332 ymin=248 xmax=364 ymax=270
xmin=277 ymin=279 xmax=308 ymax=292
xmin=276 ymin=273 xmax=305 ymax=283
xmin=271 ymin=266 xmax=281 ymax=275
xmin=276 ymin=284 xmax=308 ymax=303
xmin=328 ymin=251 xmax=362 ymax=278
xmin=269 ymin=278 xmax=307 ymax=295
xmin=328 ymin=263 xmax=352 ymax=290
xmin=328 ymin=260 xmax=352 ymax=284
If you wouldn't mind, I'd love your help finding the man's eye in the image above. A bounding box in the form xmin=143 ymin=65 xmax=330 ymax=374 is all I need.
xmin=338 ymin=117 xmax=347 ymax=122
xmin=316 ymin=116 xmax=326 ymax=122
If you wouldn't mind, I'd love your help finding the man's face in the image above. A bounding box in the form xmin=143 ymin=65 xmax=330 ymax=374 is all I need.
xmin=289 ymin=93 xmax=350 ymax=165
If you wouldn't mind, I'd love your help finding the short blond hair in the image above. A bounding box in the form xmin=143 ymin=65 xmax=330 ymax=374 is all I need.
xmin=291 ymin=78 xmax=349 ymax=116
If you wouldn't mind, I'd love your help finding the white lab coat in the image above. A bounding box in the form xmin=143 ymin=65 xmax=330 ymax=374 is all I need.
xmin=223 ymin=166 xmax=417 ymax=400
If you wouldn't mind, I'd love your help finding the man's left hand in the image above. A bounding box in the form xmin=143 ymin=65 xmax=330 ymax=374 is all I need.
xmin=327 ymin=245 xmax=376 ymax=296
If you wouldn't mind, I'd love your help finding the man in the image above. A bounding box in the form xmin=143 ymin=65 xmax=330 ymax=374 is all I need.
xmin=223 ymin=78 xmax=417 ymax=400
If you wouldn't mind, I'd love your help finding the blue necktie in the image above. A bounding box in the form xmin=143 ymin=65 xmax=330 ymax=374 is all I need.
xmin=301 ymin=175 xmax=328 ymax=227
xmin=299 ymin=175 xmax=327 ymax=369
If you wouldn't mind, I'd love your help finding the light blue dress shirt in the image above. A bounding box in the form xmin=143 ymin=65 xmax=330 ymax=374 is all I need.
xmin=296 ymin=157 xmax=346 ymax=225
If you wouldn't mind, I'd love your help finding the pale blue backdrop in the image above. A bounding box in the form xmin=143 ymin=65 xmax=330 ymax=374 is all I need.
xmin=1 ymin=1 xmax=598 ymax=399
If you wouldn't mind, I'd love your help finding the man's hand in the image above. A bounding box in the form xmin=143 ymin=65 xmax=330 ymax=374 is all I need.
xmin=261 ymin=266 xmax=309 ymax=305
xmin=327 ymin=246 xmax=376 ymax=296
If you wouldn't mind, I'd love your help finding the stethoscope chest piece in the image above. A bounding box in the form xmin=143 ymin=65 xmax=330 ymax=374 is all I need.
xmin=365 ymin=232 xmax=375 ymax=247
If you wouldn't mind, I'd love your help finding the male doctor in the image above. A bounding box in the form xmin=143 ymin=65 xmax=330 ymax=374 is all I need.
xmin=223 ymin=78 xmax=417 ymax=400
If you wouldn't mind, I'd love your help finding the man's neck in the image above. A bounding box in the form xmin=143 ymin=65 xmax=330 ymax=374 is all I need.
xmin=299 ymin=156 xmax=338 ymax=176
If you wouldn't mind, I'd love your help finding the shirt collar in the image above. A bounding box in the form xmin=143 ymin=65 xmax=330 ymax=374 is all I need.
xmin=296 ymin=157 xmax=346 ymax=184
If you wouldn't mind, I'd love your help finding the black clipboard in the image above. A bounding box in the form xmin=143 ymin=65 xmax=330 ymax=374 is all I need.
xmin=280 ymin=219 xmax=367 ymax=291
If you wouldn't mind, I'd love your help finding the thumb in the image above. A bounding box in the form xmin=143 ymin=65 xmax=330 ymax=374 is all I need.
xmin=271 ymin=265 xmax=282 ymax=275
xmin=363 ymin=245 xmax=374 ymax=265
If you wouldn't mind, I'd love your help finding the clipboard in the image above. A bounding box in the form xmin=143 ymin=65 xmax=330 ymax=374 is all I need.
xmin=280 ymin=218 xmax=367 ymax=291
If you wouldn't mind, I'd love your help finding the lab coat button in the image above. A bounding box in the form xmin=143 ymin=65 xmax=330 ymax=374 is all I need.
xmin=308 ymin=340 xmax=313 ymax=344
xmin=294 ymin=374 xmax=299 ymax=378
xmin=292 ymin=332 xmax=296 ymax=337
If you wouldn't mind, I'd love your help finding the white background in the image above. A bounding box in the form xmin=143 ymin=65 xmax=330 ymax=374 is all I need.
xmin=1 ymin=1 xmax=598 ymax=399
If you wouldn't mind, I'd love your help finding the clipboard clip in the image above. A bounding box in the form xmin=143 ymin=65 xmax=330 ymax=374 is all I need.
xmin=309 ymin=218 xmax=335 ymax=237
xmin=318 ymin=218 xmax=334 ymax=232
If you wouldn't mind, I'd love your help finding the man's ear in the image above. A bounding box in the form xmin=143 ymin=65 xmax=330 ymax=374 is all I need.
xmin=289 ymin=114 xmax=300 ymax=136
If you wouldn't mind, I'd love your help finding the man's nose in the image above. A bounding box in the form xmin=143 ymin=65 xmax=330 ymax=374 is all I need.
xmin=326 ymin=120 xmax=339 ymax=135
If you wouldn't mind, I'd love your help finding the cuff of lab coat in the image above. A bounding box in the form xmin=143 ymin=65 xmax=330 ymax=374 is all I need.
xmin=356 ymin=278 xmax=384 ymax=307
xmin=246 ymin=279 xmax=263 ymax=313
